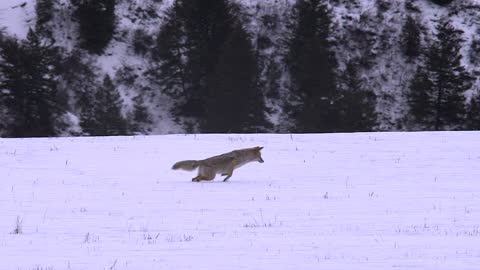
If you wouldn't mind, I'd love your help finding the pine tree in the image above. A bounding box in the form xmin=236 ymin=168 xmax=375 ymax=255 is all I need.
xmin=71 ymin=0 xmax=116 ymax=54
xmin=77 ymin=88 xmax=96 ymax=135
xmin=151 ymin=0 xmax=264 ymax=132
xmin=263 ymin=58 xmax=282 ymax=100
xmin=428 ymin=20 xmax=473 ymax=130
xmin=430 ymin=0 xmax=453 ymax=6
xmin=405 ymin=0 xmax=421 ymax=12
xmin=131 ymin=93 xmax=152 ymax=133
xmin=205 ymin=24 xmax=269 ymax=133
xmin=284 ymin=0 xmax=338 ymax=132
xmin=408 ymin=20 xmax=473 ymax=130
xmin=400 ymin=16 xmax=422 ymax=60
xmin=88 ymin=75 xmax=128 ymax=136
xmin=407 ymin=69 xmax=434 ymax=128
xmin=150 ymin=3 xmax=187 ymax=102
xmin=337 ymin=61 xmax=377 ymax=132
xmin=132 ymin=29 xmax=154 ymax=56
xmin=0 ymin=29 xmax=63 ymax=137
xmin=469 ymin=37 xmax=480 ymax=65
xmin=180 ymin=0 xmax=236 ymax=120
xmin=56 ymin=49 xmax=103 ymax=135
xmin=35 ymin=0 xmax=55 ymax=39
xmin=466 ymin=95 xmax=480 ymax=130
xmin=0 ymin=36 xmax=23 ymax=136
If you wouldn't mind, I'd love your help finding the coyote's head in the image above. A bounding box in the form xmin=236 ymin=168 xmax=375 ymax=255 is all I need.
xmin=253 ymin=146 xmax=264 ymax=163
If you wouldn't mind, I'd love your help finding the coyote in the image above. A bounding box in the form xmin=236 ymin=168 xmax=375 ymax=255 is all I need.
xmin=172 ymin=146 xmax=264 ymax=182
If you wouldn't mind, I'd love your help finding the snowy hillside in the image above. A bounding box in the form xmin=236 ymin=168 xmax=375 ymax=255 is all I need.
xmin=1 ymin=0 xmax=479 ymax=135
xmin=333 ymin=0 xmax=479 ymax=129
xmin=1 ymin=132 xmax=480 ymax=269
xmin=0 ymin=1 xmax=35 ymax=39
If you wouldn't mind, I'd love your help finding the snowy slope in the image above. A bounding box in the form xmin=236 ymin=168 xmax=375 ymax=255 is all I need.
xmin=1 ymin=132 xmax=480 ymax=269
xmin=333 ymin=0 xmax=480 ymax=129
xmin=0 ymin=1 xmax=34 ymax=39
xmin=1 ymin=0 xmax=479 ymax=133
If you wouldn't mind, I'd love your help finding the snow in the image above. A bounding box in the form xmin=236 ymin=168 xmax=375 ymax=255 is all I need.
xmin=1 ymin=132 xmax=480 ymax=269
xmin=0 ymin=0 xmax=34 ymax=39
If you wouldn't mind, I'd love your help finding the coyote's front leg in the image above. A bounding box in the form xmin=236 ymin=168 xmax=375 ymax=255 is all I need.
xmin=222 ymin=161 xmax=236 ymax=182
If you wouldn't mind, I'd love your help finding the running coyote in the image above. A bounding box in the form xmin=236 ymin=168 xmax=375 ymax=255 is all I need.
xmin=172 ymin=147 xmax=264 ymax=182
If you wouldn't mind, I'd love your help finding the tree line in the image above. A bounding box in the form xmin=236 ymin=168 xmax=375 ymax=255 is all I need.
xmin=0 ymin=0 xmax=478 ymax=137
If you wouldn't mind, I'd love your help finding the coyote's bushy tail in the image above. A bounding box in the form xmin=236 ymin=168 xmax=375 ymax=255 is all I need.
xmin=172 ymin=160 xmax=200 ymax=171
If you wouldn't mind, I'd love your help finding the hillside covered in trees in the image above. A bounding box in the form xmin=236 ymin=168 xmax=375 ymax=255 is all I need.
xmin=0 ymin=0 xmax=479 ymax=137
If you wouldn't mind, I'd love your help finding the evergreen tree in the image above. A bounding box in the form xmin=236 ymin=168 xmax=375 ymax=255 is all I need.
xmin=469 ymin=37 xmax=480 ymax=65
xmin=77 ymin=88 xmax=97 ymax=135
xmin=427 ymin=20 xmax=473 ymax=130
xmin=180 ymin=0 xmax=236 ymax=121
xmin=337 ymin=61 xmax=377 ymax=132
xmin=466 ymin=95 xmax=480 ymax=130
xmin=254 ymin=6 xmax=285 ymax=119
xmin=407 ymin=69 xmax=434 ymax=128
xmin=407 ymin=20 xmax=474 ymax=130
xmin=400 ymin=16 xmax=422 ymax=60
xmin=284 ymin=0 xmax=338 ymax=132
xmin=0 ymin=29 xmax=63 ymax=137
xmin=131 ymin=93 xmax=152 ymax=133
xmin=71 ymin=0 xmax=116 ymax=54
xmin=55 ymin=49 xmax=103 ymax=135
xmin=132 ymin=29 xmax=154 ymax=56
xmin=430 ymin=0 xmax=453 ymax=6
xmin=87 ymin=75 xmax=127 ymax=136
xmin=150 ymin=3 xmax=187 ymax=103
xmin=405 ymin=0 xmax=421 ymax=13
xmin=262 ymin=58 xmax=282 ymax=100
xmin=151 ymin=0 xmax=236 ymax=120
xmin=35 ymin=0 xmax=55 ymax=39
xmin=151 ymin=0 xmax=266 ymax=132
xmin=205 ymin=24 xmax=269 ymax=132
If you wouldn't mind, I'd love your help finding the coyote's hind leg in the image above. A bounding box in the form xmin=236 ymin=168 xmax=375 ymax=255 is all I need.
xmin=193 ymin=167 xmax=215 ymax=182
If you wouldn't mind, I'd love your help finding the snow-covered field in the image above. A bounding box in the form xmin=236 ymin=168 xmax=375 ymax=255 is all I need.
xmin=1 ymin=132 xmax=480 ymax=270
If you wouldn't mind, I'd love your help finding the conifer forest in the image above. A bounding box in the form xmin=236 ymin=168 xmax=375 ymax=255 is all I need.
xmin=0 ymin=0 xmax=479 ymax=137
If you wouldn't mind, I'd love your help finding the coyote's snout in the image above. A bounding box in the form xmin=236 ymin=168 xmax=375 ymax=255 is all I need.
xmin=172 ymin=146 xmax=264 ymax=182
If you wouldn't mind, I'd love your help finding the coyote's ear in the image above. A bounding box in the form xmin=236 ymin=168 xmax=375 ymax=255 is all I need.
xmin=256 ymin=146 xmax=264 ymax=151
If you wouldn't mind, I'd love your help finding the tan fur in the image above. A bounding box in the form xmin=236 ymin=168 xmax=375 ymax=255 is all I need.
xmin=172 ymin=146 xmax=264 ymax=182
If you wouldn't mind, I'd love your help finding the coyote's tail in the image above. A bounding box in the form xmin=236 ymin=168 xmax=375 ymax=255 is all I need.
xmin=172 ymin=160 xmax=200 ymax=171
